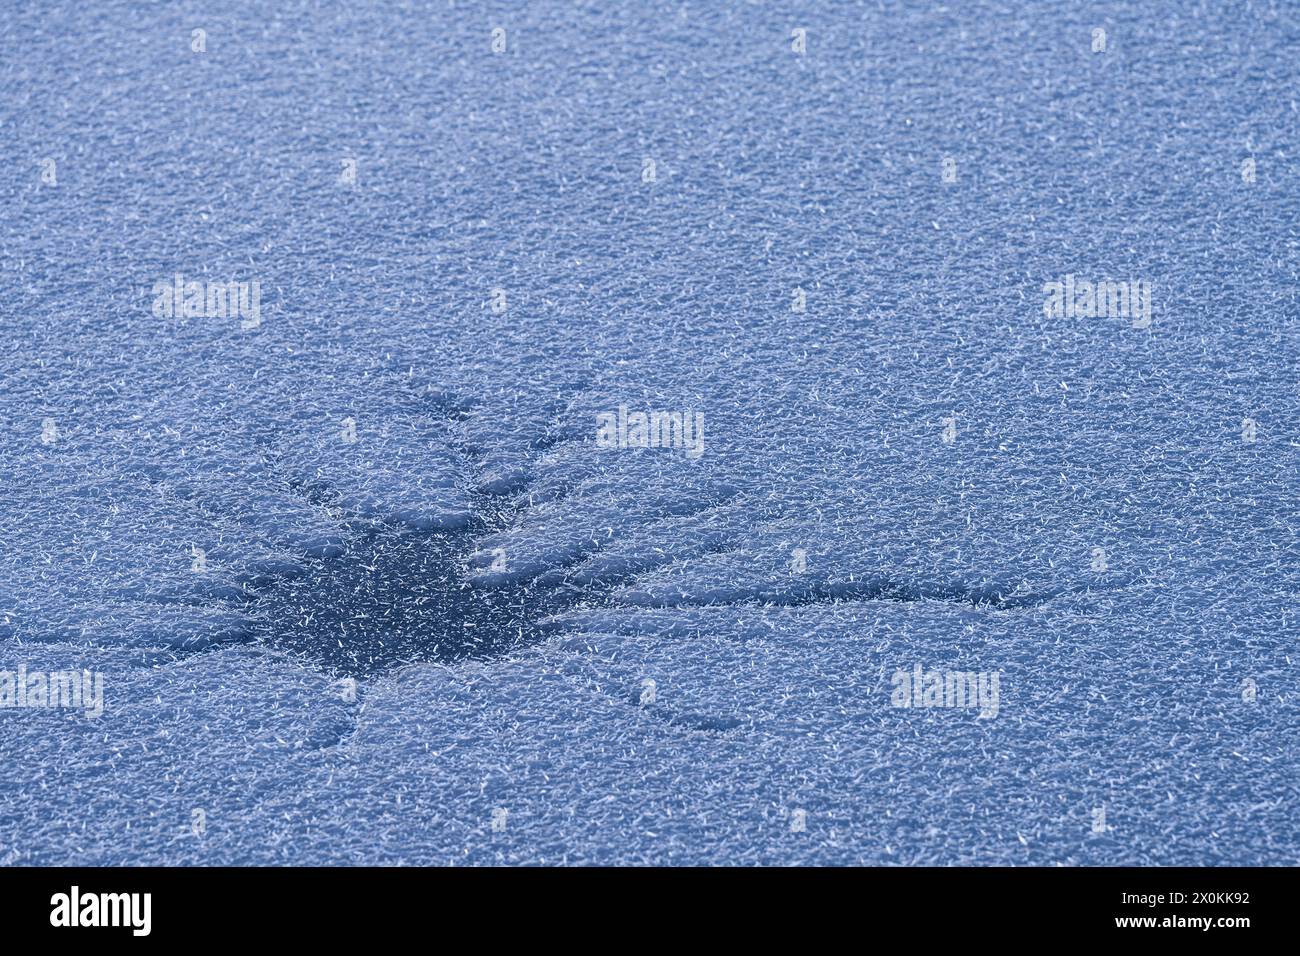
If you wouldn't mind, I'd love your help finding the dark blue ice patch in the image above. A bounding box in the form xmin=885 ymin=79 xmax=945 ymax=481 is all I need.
xmin=244 ymin=519 xmax=598 ymax=676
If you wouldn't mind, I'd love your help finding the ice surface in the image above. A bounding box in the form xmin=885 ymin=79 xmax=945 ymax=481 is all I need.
xmin=1 ymin=0 xmax=1297 ymax=864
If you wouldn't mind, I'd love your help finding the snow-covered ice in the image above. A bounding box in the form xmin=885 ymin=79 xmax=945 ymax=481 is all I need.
xmin=1 ymin=0 xmax=1297 ymax=864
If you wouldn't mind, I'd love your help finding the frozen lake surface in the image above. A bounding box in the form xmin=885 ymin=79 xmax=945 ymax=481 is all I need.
xmin=1 ymin=0 xmax=1297 ymax=864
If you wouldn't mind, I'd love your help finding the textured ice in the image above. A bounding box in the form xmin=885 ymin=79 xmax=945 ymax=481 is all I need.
xmin=1 ymin=0 xmax=1297 ymax=864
